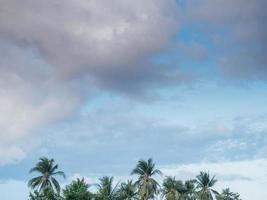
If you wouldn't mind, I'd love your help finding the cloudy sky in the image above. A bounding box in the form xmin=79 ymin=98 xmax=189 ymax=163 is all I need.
xmin=0 ymin=0 xmax=267 ymax=199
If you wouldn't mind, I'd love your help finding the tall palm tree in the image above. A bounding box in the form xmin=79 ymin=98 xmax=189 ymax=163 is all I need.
xmin=95 ymin=176 xmax=119 ymax=200
xmin=28 ymin=157 xmax=66 ymax=194
xmin=195 ymin=172 xmax=218 ymax=200
xmin=131 ymin=158 xmax=162 ymax=200
xmin=161 ymin=176 xmax=180 ymax=200
xmin=182 ymin=180 xmax=197 ymax=200
xmin=216 ymin=188 xmax=241 ymax=200
xmin=118 ymin=180 xmax=137 ymax=200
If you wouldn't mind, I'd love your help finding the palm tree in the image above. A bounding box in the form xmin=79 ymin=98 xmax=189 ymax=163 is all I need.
xmin=164 ymin=179 xmax=196 ymax=200
xmin=28 ymin=157 xmax=66 ymax=194
xmin=118 ymin=180 xmax=137 ymax=200
xmin=216 ymin=188 xmax=241 ymax=200
xmin=182 ymin=180 xmax=197 ymax=200
xmin=195 ymin=172 xmax=218 ymax=200
xmin=131 ymin=158 xmax=162 ymax=200
xmin=161 ymin=177 xmax=180 ymax=200
xmin=63 ymin=178 xmax=93 ymax=200
xmin=95 ymin=176 xmax=119 ymax=200
xmin=28 ymin=187 xmax=62 ymax=200
xmin=29 ymin=190 xmax=43 ymax=200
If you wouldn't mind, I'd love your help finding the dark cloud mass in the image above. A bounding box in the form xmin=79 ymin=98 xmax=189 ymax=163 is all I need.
xmin=0 ymin=0 xmax=180 ymax=164
xmin=0 ymin=0 xmax=267 ymax=165
xmin=0 ymin=0 xmax=180 ymax=86
xmin=180 ymin=0 xmax=267 ymax=79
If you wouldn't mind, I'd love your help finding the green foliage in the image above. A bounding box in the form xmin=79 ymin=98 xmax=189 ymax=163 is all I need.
xmin=27 ymin=157 xmax=242 ymax=200
xmin=216 ymin=188 xmax=241 ymax=200
xmin=95 ymin=176 xmax=119 ymax=200
xmin=63 ymin=178 xmax=93 ymax=200
xmin=131 ymin=158 xmax=162 ymax=200
xmin=162 ymin=176 xmax=180 ymax=200
xmin=117 ymin=180 xmax=137 ymax=200
xmin=195 ymin=171 xmax=218 ymax=200
xmin=161 ymin=177 xmax=197 ymax=200
xmin=28 ymin=187 xmax=63 ymax=200
xmin=182 ymin=180 xmax=197 ymax=200
xmin=28 ymin=157 xmax=65 ymax=194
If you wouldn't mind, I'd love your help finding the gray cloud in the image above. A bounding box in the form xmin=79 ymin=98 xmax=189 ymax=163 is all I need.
xmin=0 ymin=40 xmax=81 ymax=164
xmin=179 ymin=0 xmax=267 ymax=79
xmin=1 ymin=0 xmax=267 ymax=166
xmin=0 ymin=0 xmax=181 ymax=88
xmin=177 ymin=42 xmax=208 ymax=61
xmin=0 ymin=0 xmax=182 ymax=164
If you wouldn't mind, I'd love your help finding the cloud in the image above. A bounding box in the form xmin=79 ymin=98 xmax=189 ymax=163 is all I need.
xmin=0 ymin=0 xmax=181 ymax=164
xmin=0 ymin=146 xmax=26 ymax=166
xmin=182 ymin=0 xmax=267 ymax=40
xmin=27 ymin=93 xmax=266 ymax=177
xmin=0 ymin=40 xmax=82 ymax=163
xmin=1 ymin=159 xmax=267 ymax=200
xmin=0 ymin=0 xmax=181 ymax=89
xmin=0 ymin=0 xmax=266 ymax=168
xmin=177 ymin=42 xmax=208 ymax=61
xmin=65 ymin=158 xmax=267 ymax=200
xmin=178 ymin=0 xmax=267 ymax=79
xmin=161 ymin=159 xmax=267 ymax=200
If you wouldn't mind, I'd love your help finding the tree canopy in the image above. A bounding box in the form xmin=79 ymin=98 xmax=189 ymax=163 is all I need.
xmin=28 ymin=158 xmax=242 ymax=200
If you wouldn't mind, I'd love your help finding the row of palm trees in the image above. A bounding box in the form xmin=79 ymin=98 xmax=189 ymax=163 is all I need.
xmin=28 ymin=157 xmax=241 ymax=200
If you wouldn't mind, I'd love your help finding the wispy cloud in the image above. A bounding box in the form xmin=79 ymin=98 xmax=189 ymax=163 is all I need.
xmin=162 ymin=159 xmax=267 ymax=200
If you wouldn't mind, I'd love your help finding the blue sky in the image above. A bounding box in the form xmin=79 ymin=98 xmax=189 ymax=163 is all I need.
xmin=0 ymin=0 xmax=267 ymax=199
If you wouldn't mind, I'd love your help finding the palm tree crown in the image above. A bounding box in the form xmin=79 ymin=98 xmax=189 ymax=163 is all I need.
xmin=162 ymin=176 xmax=180 ymax=200
xmin=63 ymin=178 xmax=93 ymax=200
xmin=118 ymin=180 xmax=137 ymax=200
xmin=195 ymin=171 xmax=218 ymax=200
xmin=95 ymin=176 xmax=119 ymax=200
xmin=28 ymin=157 xmax=66 ymax=194
xmin=216 ymin=188 xmax=241 ymax=200
xmin=26 ymin=157 xmax=242 ymax=200
xmin=131 ymin=158 xmax=162 ymax=200
xmin=182 ymin=180 xmax=197 ymax=200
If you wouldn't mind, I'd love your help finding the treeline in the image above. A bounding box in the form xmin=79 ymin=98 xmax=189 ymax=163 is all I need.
xmin=28 ymin=157 xmax=241 ymax=200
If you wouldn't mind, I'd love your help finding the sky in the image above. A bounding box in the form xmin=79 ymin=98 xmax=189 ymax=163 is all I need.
xmin=0 ymin=0 xmax=267 ymax=199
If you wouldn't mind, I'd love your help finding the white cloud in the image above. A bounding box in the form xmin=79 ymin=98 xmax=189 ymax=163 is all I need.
xmin=0 ymin=0 xmax=179 ymax=164
xmin=0 ymin=146 xmax=26 ymax=166
xmin=66 ymin=159 xmax=267 ymax=200
xmin=161 ymin=159 xmax=267 ymax=200
xmin=0 ymin=42 xmax=80 ymax=164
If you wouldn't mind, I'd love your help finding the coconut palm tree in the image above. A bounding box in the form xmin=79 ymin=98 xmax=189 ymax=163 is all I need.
xmin=95 ymin=176 xmax=119 ymax=200
xmin=28 ymin=187 xmax=62 ymax=200
xmin=216 ymin=188 xmax=241 ymax=200
xmin=63 ymin=178 xmax=93 ymax=200
xmin=182 ymin=180 xmax=197 ymax=200
xmin=131 ymin=158 xmax=162 ymax=200
xmin=28 ymin=157 xmax=66 ymax=194
xmin=173 ymin=179 xmax=197 ymax=200
xmin=29 ymin=190 xmax=43 ymax=200
xmin=195 ymin=172 xmax=218 ymax=200
xmin=161 ymin=176 xmax=180 ymax=200
xmin=117 ymin=180 xmax=137 ymax=200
